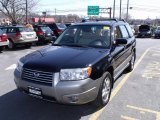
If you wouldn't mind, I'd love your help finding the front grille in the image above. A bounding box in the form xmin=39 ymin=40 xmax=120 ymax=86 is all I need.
xmin=22 ymin=68 xmax=53 ymax=86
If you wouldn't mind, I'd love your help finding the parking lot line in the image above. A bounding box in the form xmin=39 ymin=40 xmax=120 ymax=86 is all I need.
xmin=5 ymin=64 xmax=17 ymax=71
xmin=127 ymin=105 xmax=158 ymax=114
xmin=127 ymin=105 xmax=160 ymax=120
xmin=121 ymin=115 xmax=139 ymax=120
xmin=88 ymin=48 xmax=151 ymax=120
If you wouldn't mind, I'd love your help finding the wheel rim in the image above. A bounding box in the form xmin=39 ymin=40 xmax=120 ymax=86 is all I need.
xmin=8 ymin=41 xmax=13 ymax=49
xmin=131 ymin=54 xmax=135 ymax=69
xmin=102 ymin=77 xmax=111 ymax=103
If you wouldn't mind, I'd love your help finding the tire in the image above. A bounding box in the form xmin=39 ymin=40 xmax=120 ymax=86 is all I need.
xmin=127 ymin=52 xmax=135 ymax=72
xmin=25 ymin=43 xmax=32 ymax=48
xmin=93 ymin=72 xmax=112 ymax=107
xmin=0 ymin=46 xmax=3 ymax=52
xmin=8 ymin=40 xmax=15 ymax=49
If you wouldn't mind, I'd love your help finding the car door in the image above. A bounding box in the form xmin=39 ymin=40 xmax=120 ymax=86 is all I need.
xmin=111 ymin=25 xmax=130 ymax=79
xmin=119 ymin=25 xmax=133 ymax=62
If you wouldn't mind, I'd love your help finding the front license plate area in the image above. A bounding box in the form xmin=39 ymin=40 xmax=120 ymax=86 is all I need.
xmin=28 ymin=87 xmax=42 ymax=96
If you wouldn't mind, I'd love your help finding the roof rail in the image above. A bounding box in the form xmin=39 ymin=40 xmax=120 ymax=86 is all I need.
xmin=119 ymin=19 xmax=126 ymax=22
xmin=81 ymin=18 xmax=126 ymax=23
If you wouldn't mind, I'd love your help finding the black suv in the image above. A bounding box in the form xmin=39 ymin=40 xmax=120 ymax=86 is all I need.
xmin=137 ymin=25 xmax=151 ymax=38
xmin=14 ymin=19 xmax=136 ymax=107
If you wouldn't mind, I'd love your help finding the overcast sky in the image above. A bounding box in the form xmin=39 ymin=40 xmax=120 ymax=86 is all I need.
xmin=37 ymin=0 xmax=160 ymax=19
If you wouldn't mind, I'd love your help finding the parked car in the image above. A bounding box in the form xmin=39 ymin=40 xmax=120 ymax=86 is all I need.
xmin=33 ymin=25 xmax=54 ymax=44
xmin=0 ymin=29 xmax=8 ymax=52
xmin=14 ymin=19 xmax=136 ymax=107
xmin=153 ymin=26 xmax=160 ymax=38
xmin=65 ymin=23 xmax=72 ymax=27
xmin=44 ymin=23 xmax=67 ymax=37
xmin=1 ymin=26 xmax=38 ymax=49
xmin=137 ymin=25 xmax=151 ymax=38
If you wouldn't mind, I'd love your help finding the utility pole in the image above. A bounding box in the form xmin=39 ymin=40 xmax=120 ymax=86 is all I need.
xmin=119 ymin=0 xmax=122 ymax=20
xmin=26 ymin=0 xmax=28 ymax=24
xmin=126 ymin=0 xmax=129 ymax=21
xmin=113 ymin=0 xmax=116 ymax=18
xmin=55 ymin=8 xmax=57 ymax=16
xmin=109 ymin=7 xmax=112 ymax=19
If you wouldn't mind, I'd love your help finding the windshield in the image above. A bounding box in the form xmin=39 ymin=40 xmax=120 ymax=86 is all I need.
xmin=54 ymin=25 xmax=111 ymax=48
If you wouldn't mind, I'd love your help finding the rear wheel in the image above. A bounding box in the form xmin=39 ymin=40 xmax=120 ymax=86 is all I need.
xmin=25 ymin=43 xmax=32 ymax=48
xmin=8 ymin=40 xmax=15 ymax=49
xmin=0 ymin=46 xmax=3 ymax=52
xmin=127 ymin=52 xmax=135 ymax=72
xmin=93 ymin=72 xmax=112 ymax=107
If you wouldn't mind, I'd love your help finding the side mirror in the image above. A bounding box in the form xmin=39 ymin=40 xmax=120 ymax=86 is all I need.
xmin=115 ymin=38 xmax=127 ymax=45
xmin=51 ymin=36 xmax=57 ymax=44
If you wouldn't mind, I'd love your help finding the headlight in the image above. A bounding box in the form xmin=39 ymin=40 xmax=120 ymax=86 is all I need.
xmin=60 ymin=67 xmax=92 ymax=81
xmin=16 ymin=60 xmax=24 ymax=72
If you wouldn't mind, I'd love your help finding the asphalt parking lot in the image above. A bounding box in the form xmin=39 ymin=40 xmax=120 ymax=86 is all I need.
xmin=0 ymin=38 xmax=160 ymax=120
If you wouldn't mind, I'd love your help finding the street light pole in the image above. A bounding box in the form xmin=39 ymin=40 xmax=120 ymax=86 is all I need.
xmin=113 ymin=0 xmax=116 ymax=18
xmin=126 ymin=0 xmax=129 ymax=21
xmin=119 ymin=0 xmax=122 ymax=20
xmin=26 ymin=0 xmax=28 ymax=24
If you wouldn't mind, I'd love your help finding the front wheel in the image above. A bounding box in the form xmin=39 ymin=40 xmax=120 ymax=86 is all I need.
xmin=93 ymin=72 xmax=112 ymax=107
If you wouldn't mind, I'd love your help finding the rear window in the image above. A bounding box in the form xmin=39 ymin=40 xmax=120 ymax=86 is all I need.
xmin=40 ymin=26 xmax=52 ymax=32
xmin=56 ymin=23 xmax=67 ymax=29
xmin=139 ymin=25 xmax=150 ymax=31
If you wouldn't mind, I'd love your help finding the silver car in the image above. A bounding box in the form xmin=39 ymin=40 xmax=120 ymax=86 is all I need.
xmin=1 ymin=26 xmax=38 ymax=49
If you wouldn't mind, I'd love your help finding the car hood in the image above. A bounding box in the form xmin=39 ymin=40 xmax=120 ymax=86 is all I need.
xmin=21 ymin=46 xmax=109 ymax=72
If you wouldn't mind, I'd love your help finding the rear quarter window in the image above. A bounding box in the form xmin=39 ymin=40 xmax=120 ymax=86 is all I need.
xmin=119 ymin=25 xmax=129 ymax=39
xmin=125 ymin=24 xmax=134 ymax=37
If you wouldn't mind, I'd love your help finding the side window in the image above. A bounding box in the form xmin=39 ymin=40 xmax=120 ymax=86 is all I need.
xmin=114 ymin=26 xmax=122 ymax=39
xmin=119 ymin=25 xmax=129 ymax=39
xmin=125 ymin=24 xmax=134 ymax=37
xmin=2 ymin=28 xmax=7 ymax=33
xmin=8 ymin=28 xmax=16 ymax=33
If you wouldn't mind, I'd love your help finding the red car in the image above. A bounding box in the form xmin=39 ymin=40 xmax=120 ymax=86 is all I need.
xmin=0 ymin=29 xmax=8 ymax=52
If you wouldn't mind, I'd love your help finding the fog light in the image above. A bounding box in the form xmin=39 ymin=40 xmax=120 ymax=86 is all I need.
xmin=68 ymin=96 xmax=79 ymax=103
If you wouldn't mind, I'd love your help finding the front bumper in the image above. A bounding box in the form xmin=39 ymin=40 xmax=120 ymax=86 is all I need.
xmin=14 ymin=69 xmax=101 ymax=104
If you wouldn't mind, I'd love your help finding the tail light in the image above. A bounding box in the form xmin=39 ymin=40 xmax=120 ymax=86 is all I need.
xmin=54 ymin=29 xmax=62 ymax=35
xmin=0 ymin=33 xmax=8 ymax=42
xmin=16 ymin=32 xmax=22 ymax=37
xmin=37 ymin=31 xmax=44 ymax=36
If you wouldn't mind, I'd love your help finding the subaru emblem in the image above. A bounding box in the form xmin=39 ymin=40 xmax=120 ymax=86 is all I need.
xmin=33 ymin=72 xmax=40 ymax=78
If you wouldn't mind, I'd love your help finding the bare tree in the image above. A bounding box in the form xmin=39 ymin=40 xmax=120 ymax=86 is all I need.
xmin=0 ymin=0 xmax=39 ymax=24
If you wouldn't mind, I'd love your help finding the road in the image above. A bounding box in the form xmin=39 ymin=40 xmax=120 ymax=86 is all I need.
xmin=0 ymin=38 xmax=160 ymax=120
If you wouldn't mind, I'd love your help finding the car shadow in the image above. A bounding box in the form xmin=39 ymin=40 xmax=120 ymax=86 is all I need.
xmin=0 ymin=89 xmax=100 ymax=120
